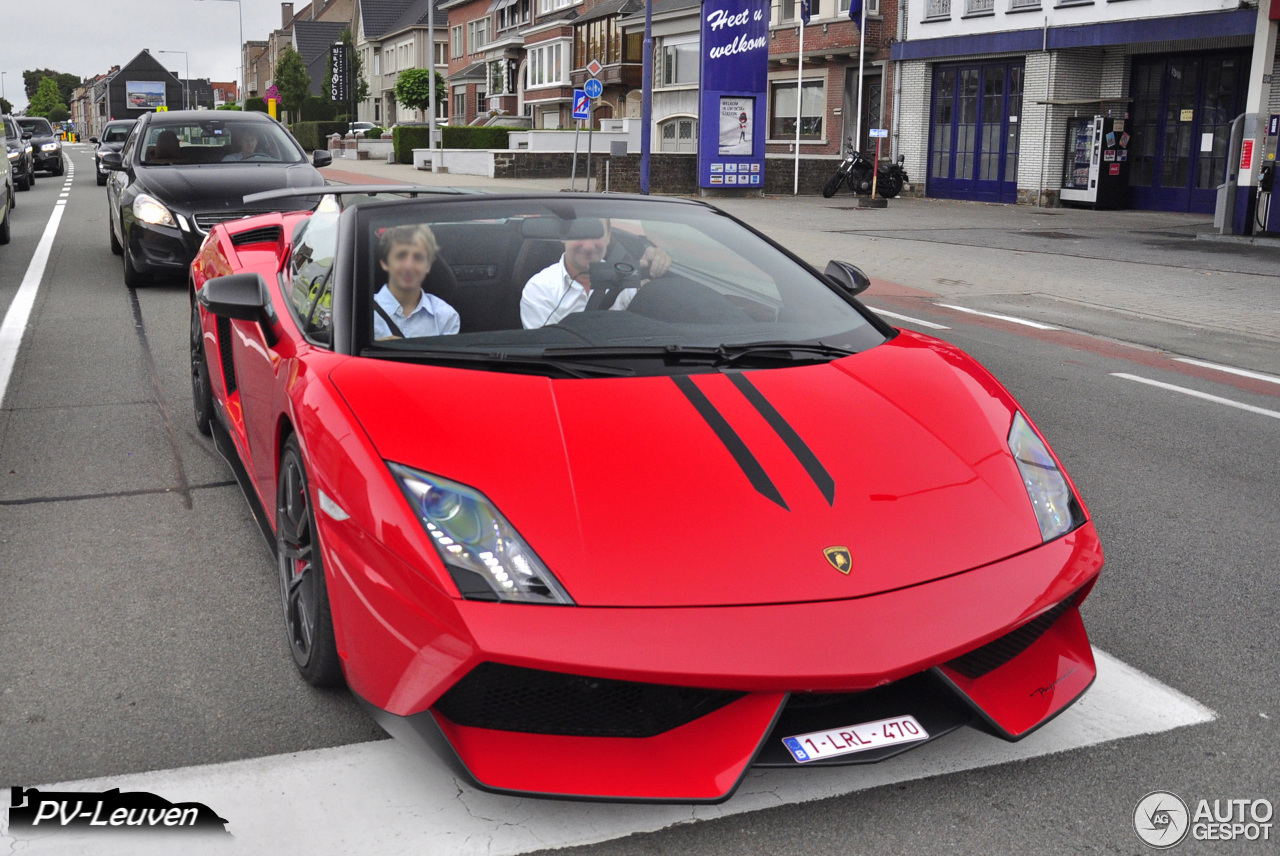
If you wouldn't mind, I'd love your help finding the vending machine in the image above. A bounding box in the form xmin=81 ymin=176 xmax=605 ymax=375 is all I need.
xmin=1060 ymin=114 xmax=1131 ymax=209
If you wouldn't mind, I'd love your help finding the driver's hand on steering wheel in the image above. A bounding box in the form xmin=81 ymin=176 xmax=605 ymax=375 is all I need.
xmin=638 ymin=245 xmax=672 ymax=280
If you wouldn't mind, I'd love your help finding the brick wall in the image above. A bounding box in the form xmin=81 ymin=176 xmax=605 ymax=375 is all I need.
xmin=591 ymin=153 xmax=845 ymax=195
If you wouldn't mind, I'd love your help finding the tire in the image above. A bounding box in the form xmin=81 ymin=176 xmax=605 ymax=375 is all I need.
xmin=52 ymin=158 xmax=64 ymax=177
xmin=109 ymin=212 xmax=123 ymax=255
xmin=822 ymin=174 xmax=844 ymax=199
xmin=123 ymin=240 xmax=148 ymax=287
xmin=96 ymin=170 xmax=107 ymax=187
xmin=879 ymin=173 xmax=903 ymax=199
xmin=15 ymin=169 xmax=29 ymax=192
xmin=0 ymin=210 xmax=10 ymax=246
xmin=190 ymin=298 xmax=214 ymax=436
xmin=276 ymin=436 xmax=344 ymax=688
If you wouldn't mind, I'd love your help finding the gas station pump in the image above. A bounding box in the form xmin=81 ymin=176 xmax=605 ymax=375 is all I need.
xmin=1259 ymin=113 xmax=1280 ymax=233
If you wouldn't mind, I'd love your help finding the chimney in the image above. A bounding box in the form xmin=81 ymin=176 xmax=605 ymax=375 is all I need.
xmin=282 ymin=2 xmax=294 ymax=27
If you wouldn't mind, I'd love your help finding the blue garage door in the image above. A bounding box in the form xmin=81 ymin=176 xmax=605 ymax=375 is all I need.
xmin=927 ymin=61 xmax=1023 ymax=204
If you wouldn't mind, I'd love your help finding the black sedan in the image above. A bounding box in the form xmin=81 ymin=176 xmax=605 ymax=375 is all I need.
xmin=4 ymin=116 xmax=35 ymax=192
xmin=15 ymin=117 xmax=62 ymax=176
xmin=101 ymin=110 xmax=331 ymax=286
xmin=91 ymin=119 xmax=136 ymax=186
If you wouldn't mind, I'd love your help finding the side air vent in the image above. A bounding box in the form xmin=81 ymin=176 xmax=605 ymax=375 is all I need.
xmin=215 ymin=316 xmax=237 ymax=395
xmin=230 ymin=225 xmax=282 ymax=247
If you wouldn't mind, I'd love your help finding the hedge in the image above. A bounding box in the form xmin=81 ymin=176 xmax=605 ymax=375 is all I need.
xmin=393 ymin=125 xmax=510 ymax=164
xmin=364 ymin=127 xmax=388 ymax=139
xmin=216 ymin=104 xmax=242 ymax=111
xmin=290 ymin=121 xmax=347 ymax=152
xmin=245 ymin=97 xmax=269 ymax=113
xmin=300 ymin=96 xmax=338 ymax=121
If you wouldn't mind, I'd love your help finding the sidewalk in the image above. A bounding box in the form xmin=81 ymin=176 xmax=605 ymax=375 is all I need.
xmin=320 ymin=156 xmax=1280 ymax=366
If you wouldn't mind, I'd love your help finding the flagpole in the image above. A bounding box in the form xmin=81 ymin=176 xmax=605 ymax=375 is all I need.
xmin=853 ymin=0 xmax=866 ymax=158
xmin=794 ymin=14 xmax=804 ymax=195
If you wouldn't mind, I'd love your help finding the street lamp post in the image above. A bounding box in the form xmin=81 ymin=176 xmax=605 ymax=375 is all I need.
xmin=158 ymin=51 xmax=190 ymax=110
xmin=195 ymin=0 xmax=244 ymax=107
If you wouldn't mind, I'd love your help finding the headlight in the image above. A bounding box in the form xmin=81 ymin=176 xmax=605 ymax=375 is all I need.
xmin=41 ymin=142 xmax=59 ymax=152
xmin=132 ymin=193 xmax=177 ymax=228
xmin=1008 ymin=413 xmax=1081 ymax=542
xmin=6 ymin=150 xmax=16 ymax=161
xmin=388 ymin=463 xmax=574 ymax=604
xmin=24 ymin=145 xmax=32 ymax=154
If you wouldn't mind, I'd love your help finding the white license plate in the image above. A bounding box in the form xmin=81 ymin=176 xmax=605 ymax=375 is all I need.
xmin=782 ymin=715 xmax=929 ymax=763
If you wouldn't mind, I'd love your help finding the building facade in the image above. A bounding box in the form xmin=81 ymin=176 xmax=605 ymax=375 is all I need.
xmin=353 ymin=0 xmax=451 ymax=126
xmin=893 ymin=0 xmax=1269 ymax=211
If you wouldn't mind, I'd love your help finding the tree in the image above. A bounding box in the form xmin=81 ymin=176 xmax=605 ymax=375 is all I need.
xmin=0 ymin=97 xmax=12 ymax=115
xmin=273 ymin=47 xmax=311 ymax=121
xmin=26 ymin=77 xmax=68 ymax=120
xmin=46 ymin=105 xmax=70 ymax=123
xmin=22 ymin=70 xmax=79 ymax=104
xmin=394 ymin=68 xmax=446 ymax=120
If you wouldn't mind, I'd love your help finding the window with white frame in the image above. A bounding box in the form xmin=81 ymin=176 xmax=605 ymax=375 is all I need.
xmin=837 ymin=0 xmax=878 ymax=14
xmin=537 ymin=0 xmax=574 ymax=14
xmin=435 ymin=41 xmax=447 ymax=66
xmin=451 ymin=26 xmax=464 ymax=58
xmin=1009 ymin=0 xmax=1039 ymax=8
xmin=660 ymin=37 xmax=698 ymax=87
xmin=965 ymin=0 xmax=993 ymax=13
xmin=373 ymin=49 xmax=381 ymax=76
xmin=467 ymin=18 xmax=491 ymax=53
xmin=925 ymin=0 xmax=950 ymax=17
xmin=526 ymin=41 xmax=566 ymax=88
xmin=498 ymin=0 xmax=530 ymax=31
xmin=771 ymin=79 xmax=824 ymax=139
xmin=398 ymin=42 xmax=412 ymax=70
xmin=453 ymin=86 xmax=466 ymax=120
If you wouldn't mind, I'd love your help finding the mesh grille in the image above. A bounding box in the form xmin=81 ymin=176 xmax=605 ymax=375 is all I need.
xmin=945 ymin=599 xmax=1072 ymax=679
xmin=434 ymin=663 xmax=744 ymax=738
xmin=230 ymin=225 xmax=281 ymax=246
xmin=215 ymin=316 xmax=236 ymax=395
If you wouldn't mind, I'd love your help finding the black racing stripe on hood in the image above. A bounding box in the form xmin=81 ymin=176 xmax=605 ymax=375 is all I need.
xmin=672 ymin=375 xmax=789 ymax=511
xmin=727 ymin=371 xmax=835 ymax=506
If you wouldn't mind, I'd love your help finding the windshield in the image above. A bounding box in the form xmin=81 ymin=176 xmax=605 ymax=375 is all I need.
xmin=17 ymin=118 xmax=53 ymax=136
xmin=103 ymin=124 xmax=134 ymax=143
xmin=139 ymin=119 xmax=303 ymax=166
xmin=346 ymin=198 xmax=887 ymax=375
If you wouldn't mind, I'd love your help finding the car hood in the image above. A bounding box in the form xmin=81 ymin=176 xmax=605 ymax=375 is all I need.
xmin=133 ymin=163 xmax=324 ymax=213
xmin=330 ymin=333 xmax=1047 ymax=608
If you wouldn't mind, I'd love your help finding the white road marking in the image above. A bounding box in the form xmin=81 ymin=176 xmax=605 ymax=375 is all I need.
xmin=1173 ymin=357 xmax=1280 ymax=386
xmin=868 ymin=307 xmax=951 ymax=330
xmin=1113 ymin=373 xmax=1280 ymax=421
xmin=935 ymin=304 xmax=1058 ymax=330
xmin=0 ymin=200 xmax=68 ymax=408
xmin=1 ymin=650 xmax=1213 ymax=856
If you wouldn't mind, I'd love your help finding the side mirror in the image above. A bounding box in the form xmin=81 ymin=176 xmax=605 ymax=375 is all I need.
xmin=312 ymin=149 xmax=333 ymax=168
xmin=90 ymin=137 xmax=99 ymax=144
xmin=21 ymin=132 xmax=32 ymax=141
xmin=824 ymin=260 xmax=871 ymax=296
xmin=99 ymin=151 xmax=124 ymax=171
xmin=897 ymin=154 xmax=905 ymax=164
xmin=197 ymin=273 xmax=277 ymax=326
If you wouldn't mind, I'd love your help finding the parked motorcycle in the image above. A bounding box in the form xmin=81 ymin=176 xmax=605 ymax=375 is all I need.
xmin=823 ymin=143 xmax=909 ymax=199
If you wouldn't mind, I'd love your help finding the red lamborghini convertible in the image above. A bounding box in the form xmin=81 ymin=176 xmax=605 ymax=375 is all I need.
xmin=190 ymin=188 xmax=1103 ymax=802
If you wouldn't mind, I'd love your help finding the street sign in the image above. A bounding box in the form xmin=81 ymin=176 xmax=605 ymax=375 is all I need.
xmin=584 ymin=78 xmax=603 ymax=99
xmin=869 ymin=128 xmax=888 ymax=138
xmin=330 ymin=43 xmax=350 ymax=102
xmin=156 ymin=106 xmax=168 ymax=112
xmin=572 ymin=90 xmax=591 ymax=120
xmin=586 ymin=59 xmax=603 ymax=77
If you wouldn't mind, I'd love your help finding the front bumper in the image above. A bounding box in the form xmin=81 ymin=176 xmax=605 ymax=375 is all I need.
xmin=321 ymin=510 xmax=1103 ymax=800
xmin=33 ymin=149 xmax=61 ymax=171
xmin=128 ymin=218 xmax=204 ymax=274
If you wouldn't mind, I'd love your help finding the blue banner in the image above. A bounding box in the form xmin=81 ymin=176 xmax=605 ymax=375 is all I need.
xmin=698 ymin=0 xmax=769 ymax=189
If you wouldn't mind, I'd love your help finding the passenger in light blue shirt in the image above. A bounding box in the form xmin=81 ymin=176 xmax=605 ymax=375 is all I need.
xmin=373 ymin=223 xmax=461 ymax=339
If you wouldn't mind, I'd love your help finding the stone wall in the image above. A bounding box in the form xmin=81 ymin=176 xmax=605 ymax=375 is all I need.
xmin=592 ymin=153 xmax=845 ymax=195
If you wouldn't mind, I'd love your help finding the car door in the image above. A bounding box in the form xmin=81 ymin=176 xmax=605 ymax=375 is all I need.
xmin=107 ymin=124 xmax=139 ymax=243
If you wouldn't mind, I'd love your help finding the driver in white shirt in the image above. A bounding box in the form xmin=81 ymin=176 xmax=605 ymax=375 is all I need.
xmin=520 ymin=219 xmax=672 ymax=329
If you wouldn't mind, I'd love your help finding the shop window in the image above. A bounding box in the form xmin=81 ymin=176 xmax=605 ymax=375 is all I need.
xmin=771 ymin=79 xmax=824 ymax=139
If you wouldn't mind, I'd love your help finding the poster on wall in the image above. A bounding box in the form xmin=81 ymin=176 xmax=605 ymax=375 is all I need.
xmin=719 ymin=97 xmax=753 ymax=155
xmin=126 ymin=81 xmax=167 ymax=110
xmin=698 ymin=0 xmax=768 ymax=188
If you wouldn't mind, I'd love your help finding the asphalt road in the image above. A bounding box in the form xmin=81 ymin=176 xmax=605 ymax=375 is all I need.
xmin=1 ymin=147 xmax=1277 ymax=853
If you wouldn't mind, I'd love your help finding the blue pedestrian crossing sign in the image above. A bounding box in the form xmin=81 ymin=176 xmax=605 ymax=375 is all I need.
xmin=584 ymin=78 xmax=603 ymax=99
xmin=572 ymin=89 xmax=591 ymax=120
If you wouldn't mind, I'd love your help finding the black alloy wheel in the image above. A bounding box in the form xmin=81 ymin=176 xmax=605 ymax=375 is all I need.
xmin=822 ymin=174 xmax=844 ymax=199
xmin=190 ymin=298 xmax=214 ymax=435
xmin=879 ymin=173 xmax=904 ymax=199
xmin=276 ymin=437 xmax=344 ymax=688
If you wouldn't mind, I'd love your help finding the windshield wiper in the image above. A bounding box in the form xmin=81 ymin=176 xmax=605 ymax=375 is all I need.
xmin=367 ymin=348 xmax=635 ymax=379
xmin=539 ymin=341 xmax=856 ymax=366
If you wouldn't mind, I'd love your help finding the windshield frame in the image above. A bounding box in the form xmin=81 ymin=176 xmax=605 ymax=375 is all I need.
xmin=136 ymin=116 xmax=306 ymax=167
xmin=335 ymin=195 xmax=894 ymax=372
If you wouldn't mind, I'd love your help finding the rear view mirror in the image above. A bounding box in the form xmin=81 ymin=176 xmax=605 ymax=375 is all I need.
xmin=312 ymin=150 xmax=332 ymax=168
xmin=198 ymin=273 xmax=277 ymax=326
xmin=521 ymin=217 xmax=605 ymax=240
xmin=90 ymin=137 xmax=99 ymax=144
xmin=824 ymin=260 xmax=871 ymax=296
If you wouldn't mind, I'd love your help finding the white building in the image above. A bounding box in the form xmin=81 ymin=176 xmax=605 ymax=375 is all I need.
xmin=892 ymin=0 xmax=1273 ymax=212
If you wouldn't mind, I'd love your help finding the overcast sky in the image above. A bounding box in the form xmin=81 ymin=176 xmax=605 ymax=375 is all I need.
xmin=2 ymin=0 xmax=307 ymax=110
